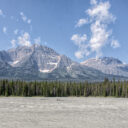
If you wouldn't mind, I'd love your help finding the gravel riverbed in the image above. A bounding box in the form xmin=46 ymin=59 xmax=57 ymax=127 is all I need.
xmin=0 ymin=97 xmax=128 ymax=128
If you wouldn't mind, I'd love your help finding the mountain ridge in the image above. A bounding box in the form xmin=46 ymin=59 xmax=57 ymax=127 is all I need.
xmin=81 ymin=57 xmax=128 ymax=77
xmin=0 ymin=44 xmax=127 ymax=81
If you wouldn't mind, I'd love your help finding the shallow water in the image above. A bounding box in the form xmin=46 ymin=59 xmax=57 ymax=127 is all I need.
xmin=0 ymin=97 xmax=128 ymax=128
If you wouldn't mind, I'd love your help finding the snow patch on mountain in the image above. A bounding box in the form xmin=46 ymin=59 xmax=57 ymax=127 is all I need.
xmin=9 ymin=60 xmax=19 ymax=66
xmin=0 ymin=44 xmax=127 ymax=80
xmin=39 ymin=69 xmax=50 ymax=73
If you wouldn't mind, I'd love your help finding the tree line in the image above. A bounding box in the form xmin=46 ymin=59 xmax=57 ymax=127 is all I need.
xmin=0 ymin=78 xmax=128 ymax=97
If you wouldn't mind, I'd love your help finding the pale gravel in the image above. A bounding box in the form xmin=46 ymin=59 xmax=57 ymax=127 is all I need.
xmin=0 ymin=97 xmax=128 ymax=128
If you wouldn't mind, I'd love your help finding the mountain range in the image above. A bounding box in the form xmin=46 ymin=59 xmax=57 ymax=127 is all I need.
xmin=0 ymin=44 xmax=127 ymax=81
xmin=81 ymin=57 xmax=128 ymax=77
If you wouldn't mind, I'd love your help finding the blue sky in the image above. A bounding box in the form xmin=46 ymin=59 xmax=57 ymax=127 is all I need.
xmin=0 ymin=0 xmax=128 ymax=63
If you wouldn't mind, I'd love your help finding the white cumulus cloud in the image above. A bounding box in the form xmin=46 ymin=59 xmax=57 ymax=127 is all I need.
xmin=20 ymin=12 xmax=31 ymax=24
xmin=14 ymin=29 xmax=18 ymax=35
xmin=71 ymin=34 xmax=87 ymax=45
xmin=3 ymin=27 xmax=7 ymax=34
xmin=27 ymin=19 xmax=31 ymax=24
xmin=0 ymin=9 xmax=5 ymax=17
xmin=11 ymin=32 xmax=32 ymax=47
xmin=71 ymin=34 xmax=90 ymax=59
xmin=0 ymin=9 xmax=3 ymax=16
xmin=75 ymin=18 xmax=88 ymax=27
xmin=75 ymin=51 xmax=84 ymax=59
xmin=90 ymin=0 xmax=97 ymax=5
xmin=111 ymin=39 xmax=120 ymax=48
xmin=34 ymin=37 xmax=41 ymax=44
xmin=20 ymin=12 xmax=27 ymax=21
xmin=89 ymin=21 xmax=111 ymax=57
xmin=18 ymin=32 xmax=31 ymax=46
xmin=86 ymin=1 xmax=116 ymax=23
xmin=71 ymin=0 xmax=119 ymax=59
xmin=11 ymin=39 xmax=16 ymax=47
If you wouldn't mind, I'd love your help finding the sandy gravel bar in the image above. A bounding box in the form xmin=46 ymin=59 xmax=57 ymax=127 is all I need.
xmin=0 ymin=97 xmax=128 ymax=128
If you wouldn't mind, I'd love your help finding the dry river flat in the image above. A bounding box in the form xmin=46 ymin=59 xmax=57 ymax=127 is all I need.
xmin=0 ymin=97 xmax=128 ymax=128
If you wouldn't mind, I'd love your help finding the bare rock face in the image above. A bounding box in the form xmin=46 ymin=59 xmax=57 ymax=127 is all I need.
xmin=81 ymin=57 xmax=128 ymax=77
xmin=7 ymin=44 xmax=60 ymax=73
xmin=0 ymin=44 xmax=127 ymax=81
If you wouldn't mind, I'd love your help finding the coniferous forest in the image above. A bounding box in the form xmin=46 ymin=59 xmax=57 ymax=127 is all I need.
xmin=0 ymin=79 xmax=128 ymax=97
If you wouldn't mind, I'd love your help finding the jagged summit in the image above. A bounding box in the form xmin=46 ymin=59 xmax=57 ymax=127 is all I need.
xmin=100 ymin=57 xmax=122 ymax=65
xmin=8 ymin=44 xmax=58 ymax=54
xmin=82 ymin=57 xmax=123 ymax=65
xmin=81 ymin=57 xmax=128 ymax=77
xmin=7 ymin=44 xmax=60 ymax=73
xmin=0 ymin=44 xmax=111 ymax=81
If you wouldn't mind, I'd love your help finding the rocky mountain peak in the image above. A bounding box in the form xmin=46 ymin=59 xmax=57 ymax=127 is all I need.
xmin=100 ymin=57 xmax=122 ymax=65
xmin=81 ymin=56 xmax=128 ymax=77
xmin=0 ymin=44 xmax=127 ymax=80
xmin=81 ymin=57 xmax=123 ymax=65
